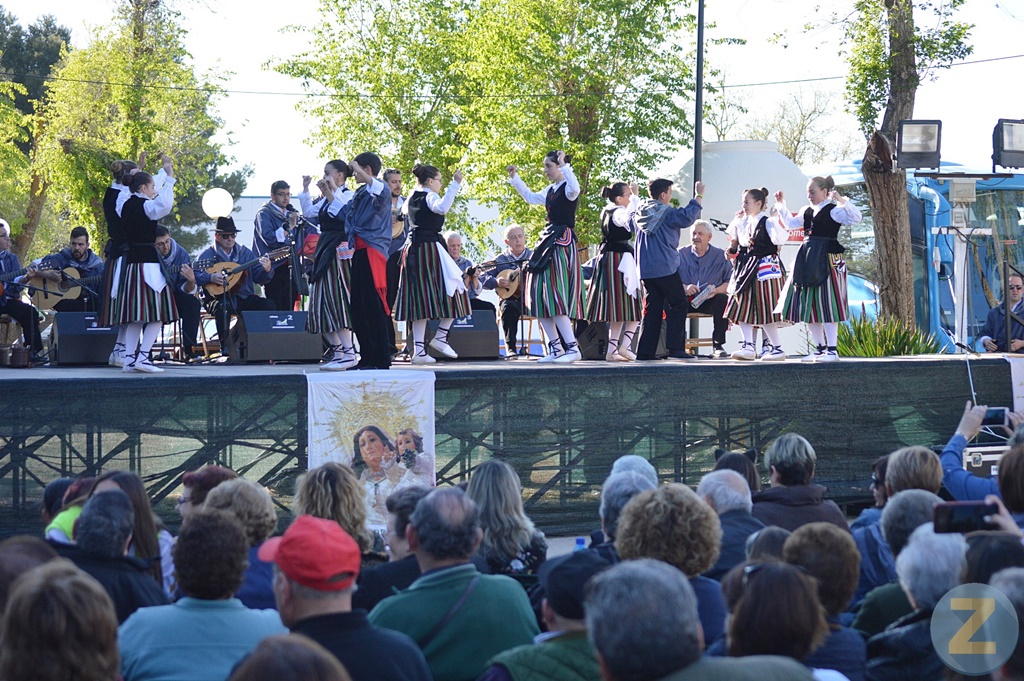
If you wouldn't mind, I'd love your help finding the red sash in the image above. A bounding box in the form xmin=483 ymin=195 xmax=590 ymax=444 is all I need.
xmin=354 ymin=235 xmax=390 ymax=314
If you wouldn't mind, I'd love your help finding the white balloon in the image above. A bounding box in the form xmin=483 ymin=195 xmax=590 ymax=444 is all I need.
xmin=201 ymin=188 xmax=235 ymax=219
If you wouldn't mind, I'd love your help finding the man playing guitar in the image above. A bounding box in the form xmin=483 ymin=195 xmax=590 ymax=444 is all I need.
xmin=29 ymin=227 xmax=105 ymax=313
xmin=479 ymin=224 xmax=532 ymax=358
xmin=0 ymin=220 xmax=47 ymax=363
xmin=192 ymin=217 xmax=274 ymax=360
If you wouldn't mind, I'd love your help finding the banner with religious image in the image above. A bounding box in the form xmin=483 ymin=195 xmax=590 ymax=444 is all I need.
xmin=307 ymin=370 xmax=436 ymax=529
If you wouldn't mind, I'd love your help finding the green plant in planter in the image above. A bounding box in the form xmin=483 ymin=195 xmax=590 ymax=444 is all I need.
xmin=837 ymin=313 xmax=942 ymax=357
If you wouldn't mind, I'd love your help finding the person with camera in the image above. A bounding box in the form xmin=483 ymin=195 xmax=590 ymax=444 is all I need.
xmin=939 ymin=401 xmax=1024 ymax=502
xmin=393 ymin=164 xmax=467 ymax=365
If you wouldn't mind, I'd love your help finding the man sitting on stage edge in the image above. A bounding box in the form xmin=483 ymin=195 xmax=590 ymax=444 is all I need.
xmin=193 ymin=217 xmax=273 ymax=360
xmin=977 ymin=272 xmax=1024 ymax=353
xmin=0 ymin=220 xmax=46 ymax=364
xmin=677 ymin=220 xmax=732 ymax=358
xmin=155 ymin=226 xmax=201 ymax=361
xmin=31 ymin=227 xmax=105 ymax=313
xmin=479 ymin=225 xmax=532 ymax=357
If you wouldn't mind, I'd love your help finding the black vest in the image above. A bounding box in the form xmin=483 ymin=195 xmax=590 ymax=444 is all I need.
xmin=407 ymin=191 xmax=446 ymax=244
xmin=103 ymin=187 xmax=125 ymax=257
xmin=802 ymin=204 xmax=846 ymax=254
xmin=545 ymin=182 xmax=577 ymax=228
xmin=120 ymin=195 xmax=160 ymax=264
xmin=317 ymin=192 xmax=348 ymax=234
xmin=600 ymin=205 xmax=634 ymax=254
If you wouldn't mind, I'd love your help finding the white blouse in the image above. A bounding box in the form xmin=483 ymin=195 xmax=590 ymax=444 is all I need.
xmin=508 ymin=164 xmax=581 ymax=205
xmin=402 ymin=180 xmax=462 ymax=216
xmin=775 ymin=199 xmax=862 ymax=229
xmin=726 ymin=210 xmax=788 ymax=248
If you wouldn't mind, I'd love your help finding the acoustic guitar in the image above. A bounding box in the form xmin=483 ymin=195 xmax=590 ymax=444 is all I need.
xmin=30 ymin=268 xmax=105 ymax=310
xmin=0 ymin=263 xmax=56 ymax=297
xmin=196 ymin=247 xmax=290 ymax=297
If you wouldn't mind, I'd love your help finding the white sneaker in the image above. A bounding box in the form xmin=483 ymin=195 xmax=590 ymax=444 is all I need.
xmin=411 ymin=352 xmax=436 ymax=365
xmin=761 ymin=346 xmax=786 ymax=362
xmin=321 ymin=356 xmax=358 ymax=371
xmin=133 ymin=354 xmax=164 ymax=373
xmin=537 ymin=341 xmax=562 ymax=363
xmin=429 ymin=337 xmax=458 ymax=359
xmin=109 ymin=343 xmax=125 ymax=368
xmin=731 ymin=343 xmax=756 ymax=361
xmin=555 ymin=347 xmax=582 ymax=363
xmin=606 ymin=350 xmax=629 ymax=362
xmin=802 ymin=346 xmax=826 ymax=363
xmin=819 ymin=349 xmax=839 ymax=363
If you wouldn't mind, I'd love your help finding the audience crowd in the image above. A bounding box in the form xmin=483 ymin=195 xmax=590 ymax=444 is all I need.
xmin=4 ymin=401 xmax=1024 ymax=681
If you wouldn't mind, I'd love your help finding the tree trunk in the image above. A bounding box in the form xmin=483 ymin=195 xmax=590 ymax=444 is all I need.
xmin=13 ymin=169 xmax=49 ymax=262
xmin=862 ymin=131 xmax=915 ymax=324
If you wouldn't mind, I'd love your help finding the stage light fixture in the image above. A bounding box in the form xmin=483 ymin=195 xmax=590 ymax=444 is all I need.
xmin=897 ymin=120 xmax=942 ymax=169
xmin=993 ymin=119 xmax=1024 ymax=171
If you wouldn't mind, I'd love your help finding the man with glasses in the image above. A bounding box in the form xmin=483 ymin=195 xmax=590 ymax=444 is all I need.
xmin=978 ymin=272 xmax=1024 ymax=353
xmin=479 ymin=225 xmax=532 ymax=357
xmin=254 ymin=180 xmax=304 ymax=310
xmin=194 ymin=217 xmax=274 ymax=360
xmin=0 ymin=219 xmax=46 ymax=363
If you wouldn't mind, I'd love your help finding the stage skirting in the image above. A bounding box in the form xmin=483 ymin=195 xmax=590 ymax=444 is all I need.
xmin=0 ymin=356 xmax=1012 ymax=537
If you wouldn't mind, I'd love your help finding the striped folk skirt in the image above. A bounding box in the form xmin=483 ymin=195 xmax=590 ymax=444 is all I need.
xmin=394 ymin=242 xmax=470 ymax=321
xmin=726 ymin=257 xmax=784 ymax=327
xmin=98 ymin=256 xmax=122 ymax=326
xmin=525 ymin=242 xmax=585 ymax=319
xmin=586 ymin=251 xmax=640 ymax=322
xmin=111 ymin=263 xmax=178 ymax=325
xmin=782 ymin=253 xmax=849 ymax=323
xmin=306 ymin=256 xmax=352 ymax=333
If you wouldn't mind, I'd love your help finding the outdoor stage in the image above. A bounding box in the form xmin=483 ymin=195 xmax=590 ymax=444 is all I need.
xmin=0 ymin=354 xmax=1013 ymax=537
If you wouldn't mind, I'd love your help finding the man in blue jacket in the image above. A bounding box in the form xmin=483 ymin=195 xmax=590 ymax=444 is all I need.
xmin=155 ymin=226 xmax=202 ymax=361
xmin=977 ymin=273 xmax=1024 ymax=353
xmin=630 ymin=178 xmax=704 ymax=360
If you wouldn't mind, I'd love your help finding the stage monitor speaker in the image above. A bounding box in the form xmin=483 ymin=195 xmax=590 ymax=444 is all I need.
xmin=231 ymin=311 xmax=322 ymax=364
xmin=576 ymin=320 xmax=609 ymax=360
xmin=52 ymin=312 xmax=117 ymax=366
xmin=425 ymin=309 xmax=500 ymax=360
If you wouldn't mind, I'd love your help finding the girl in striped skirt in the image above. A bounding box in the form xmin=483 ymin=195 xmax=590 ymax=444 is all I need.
xmin=587 ymin=181 xmax=642 ymax=361
xmin=507 ymin=150 xmax=585 ymax=363
xmin=307 ymin=159 xmax=357 ymax=370
xmin=394 ymin=164 xmax=468 ymax=365
xmin=112 ymin=158 xmax=178 ymax=373
xmin=775 ymin=176 xmax=862 ymax=362
xmin=724 ymin=187 xmax=789 ymax=362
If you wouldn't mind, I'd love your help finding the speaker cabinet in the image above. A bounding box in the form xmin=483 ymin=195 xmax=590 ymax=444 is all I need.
xmin=425 ymin=309 xmax=500 ymax=360
xmin=231 ymin=311 xmax=322 ymax=363
xmin=52 ymin=312 xmax=117 ymax=366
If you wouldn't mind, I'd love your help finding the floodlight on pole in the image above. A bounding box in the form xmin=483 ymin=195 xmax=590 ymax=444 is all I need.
xmin=896 ymin=120 xmax=942 ymax=170
xmin=992 ymin=119 xmax=1024 ymax=172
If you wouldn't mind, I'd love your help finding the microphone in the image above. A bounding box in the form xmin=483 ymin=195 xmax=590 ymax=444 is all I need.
xmin=285 ymin=203 xmax=296 ymax=213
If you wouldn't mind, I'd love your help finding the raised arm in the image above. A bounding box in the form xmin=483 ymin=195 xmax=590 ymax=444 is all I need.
xmin=426 ymin=171 xmax=463 ymax=214
xmin=506 ymin=165 xmax=547 ymax=205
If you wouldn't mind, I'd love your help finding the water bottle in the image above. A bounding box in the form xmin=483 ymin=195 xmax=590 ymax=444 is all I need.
xmin=573 ymin=537 xmax=586 ymax=552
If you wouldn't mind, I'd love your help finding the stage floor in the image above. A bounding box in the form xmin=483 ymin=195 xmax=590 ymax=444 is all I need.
xmin=0 ymin=353 xmax=1013 ymax=537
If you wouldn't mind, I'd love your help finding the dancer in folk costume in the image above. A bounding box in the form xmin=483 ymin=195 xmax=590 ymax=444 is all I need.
xmin=111 ymin=157 xmax=178 ymax=373
xmin=307 ymin=159 xmax=358 ymax=371
xmin=774 ymin=176 xmax=862 ymax=362
xmin=724 ymin=187 xmax=789 ymax=362
xmin=394 ymin=164 xmax=468 ymax=365
xmin=507 ymin=150 xmax=585 ymax=363
xmin=587 ymin=181 xmax=642 ymax=361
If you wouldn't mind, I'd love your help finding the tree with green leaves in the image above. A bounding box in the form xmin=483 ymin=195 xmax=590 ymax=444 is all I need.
xmin=15 ymin=0 xmax=239 ymax=260
xmin=840 ymin=0 xmax=971 ymax=323
xmin=279 ymin=0 xmax=698 ymax=248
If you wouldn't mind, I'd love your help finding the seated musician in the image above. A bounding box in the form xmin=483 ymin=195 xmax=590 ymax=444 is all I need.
xmin=193 ymin=217 xmax=274 ymax=359
xmin=0 ymin=219 xmax=46 ymax=363
xmin=28 ymin=227 xmax=104 ymax=313
xmin=445 ymin=230 xmax=493 ymax=312
xmin=977 ymin=272 xmax=1024 ymax=353
xmin=677 ymin=220 xmax=733 ymax=358
xmin=154 ymin=226 xmax=202 ymax=362
xmin=479 ymin=224 xmax=532 ymax=357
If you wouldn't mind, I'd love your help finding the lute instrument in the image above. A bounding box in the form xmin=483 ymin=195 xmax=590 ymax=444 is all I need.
xmin=195 ymin=247 xmax=290 ymax=297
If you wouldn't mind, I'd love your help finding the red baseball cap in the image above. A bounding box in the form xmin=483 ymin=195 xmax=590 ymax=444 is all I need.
xmin=258 ymin=515 xmax=361 ymax=591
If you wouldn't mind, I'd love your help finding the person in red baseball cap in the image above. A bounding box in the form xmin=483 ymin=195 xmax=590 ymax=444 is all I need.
xmin=260 ymin=515 xmax=431 ymax=681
